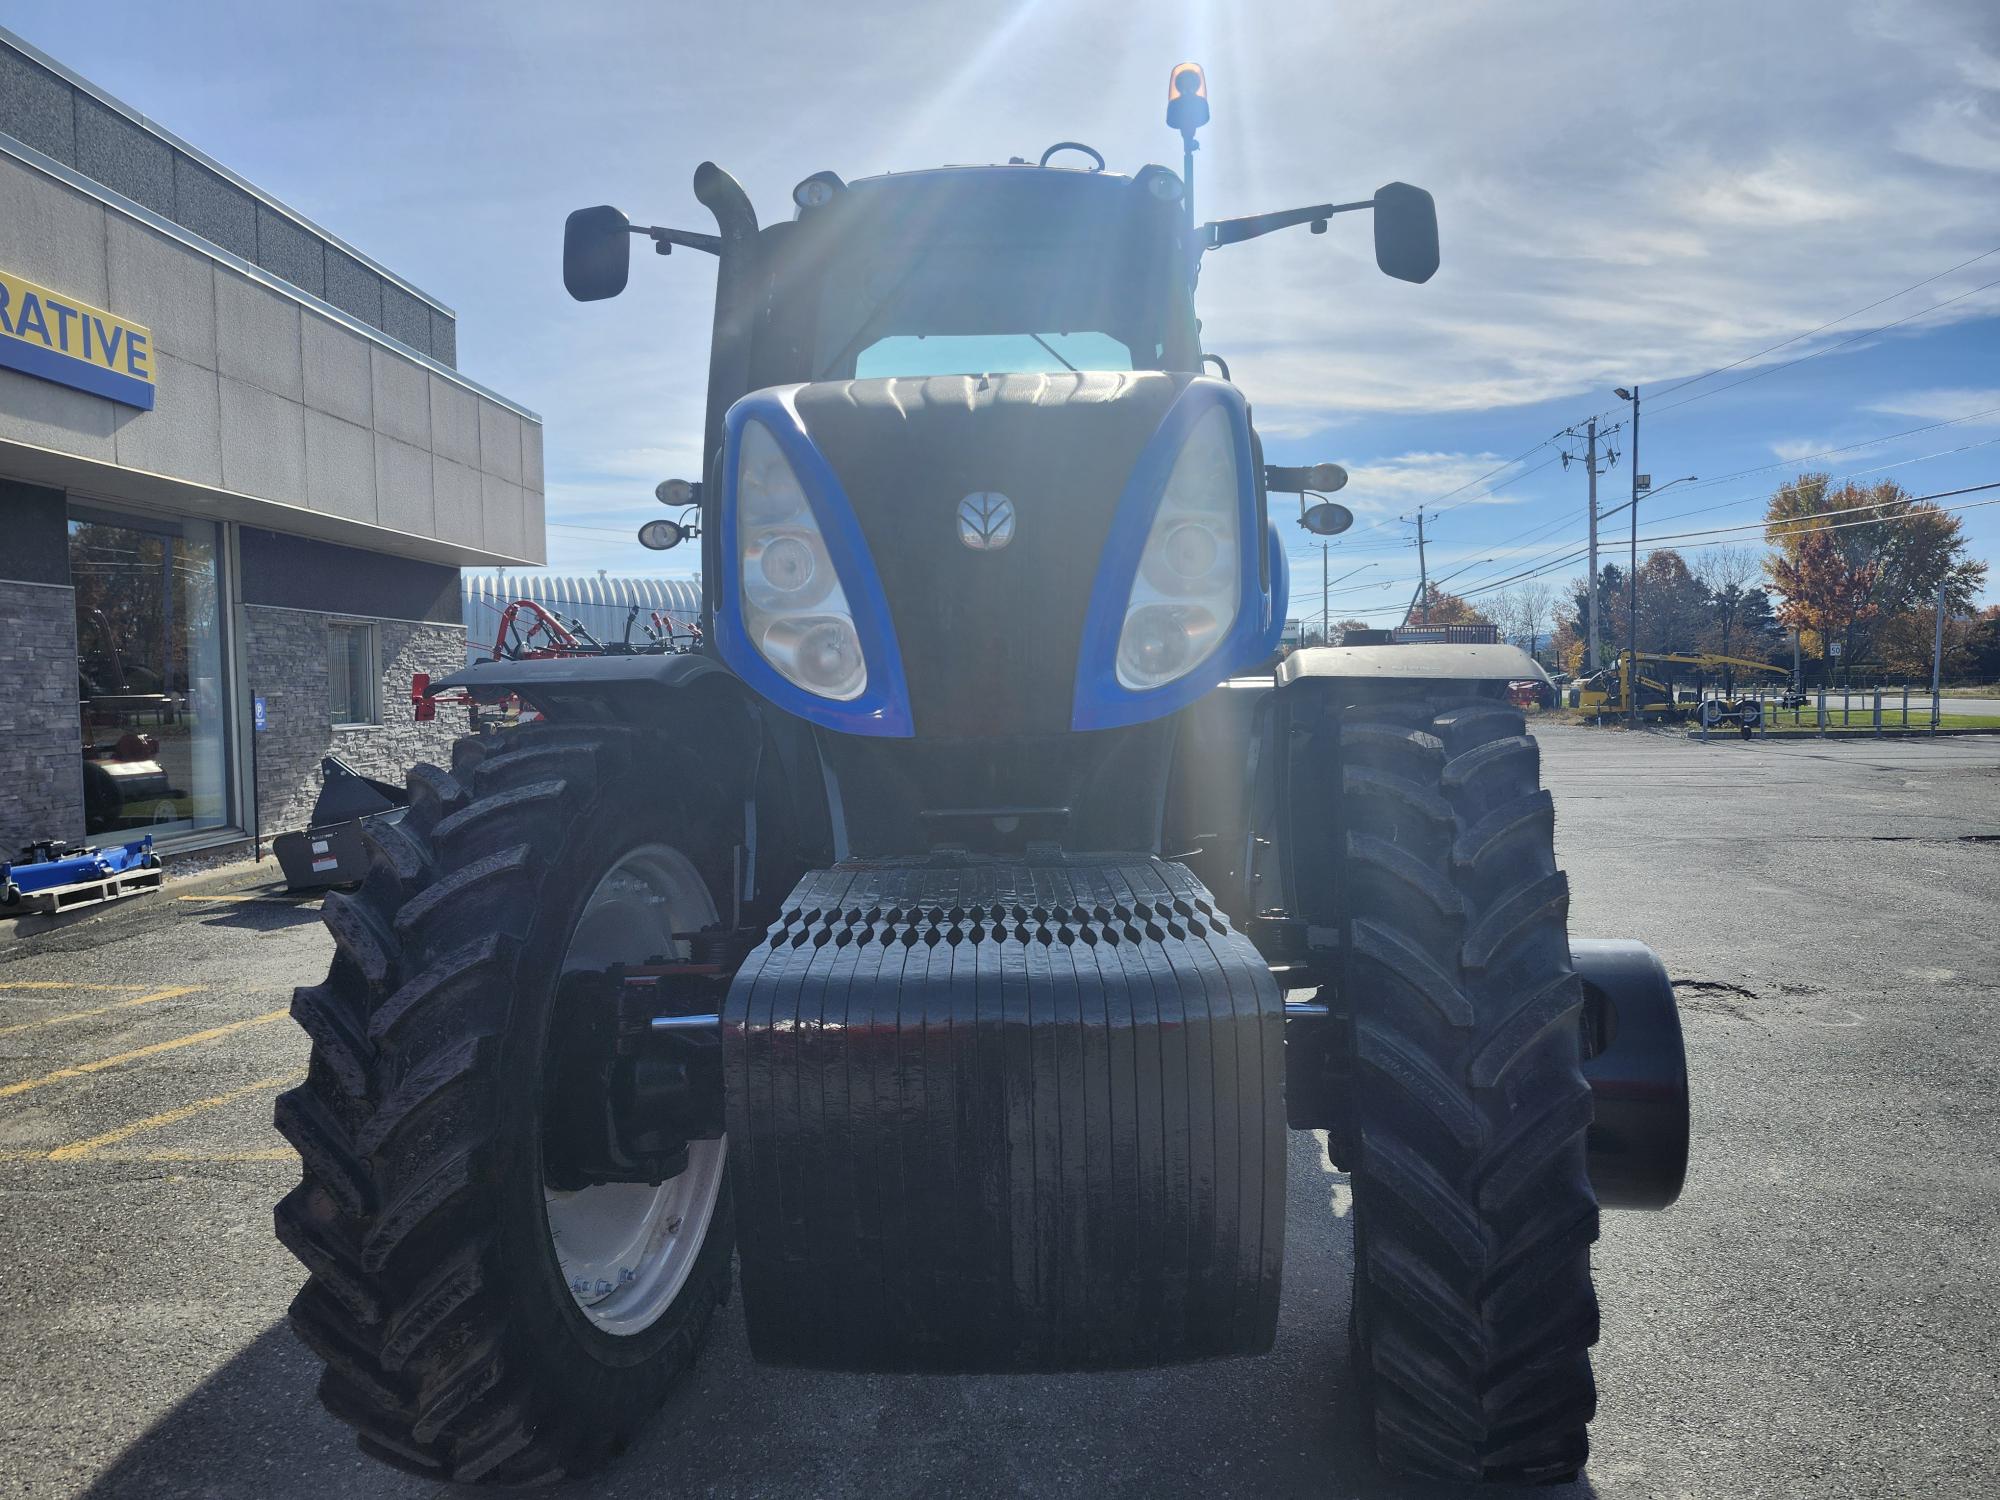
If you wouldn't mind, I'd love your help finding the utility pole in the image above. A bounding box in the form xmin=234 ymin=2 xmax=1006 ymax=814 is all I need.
xmin=1552 ymin=420 xmax=1616 ymax=672
xmin=1930 ymin=577 xmax=1947 ymax=732
xmin=1626 ymin=392 xmax=1640 ymax=726
xmin=1585 ymin=423 xmax=1599 ymax=670
xmin=1321 ymin=542 xmax=1329 ymax=646
xmin=1414 ymin=507 xmax=1429 ymax=622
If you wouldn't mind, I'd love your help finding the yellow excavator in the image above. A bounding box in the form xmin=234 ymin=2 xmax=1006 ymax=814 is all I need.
xmin=1573 ymin=650 xmax=1803 ymax=720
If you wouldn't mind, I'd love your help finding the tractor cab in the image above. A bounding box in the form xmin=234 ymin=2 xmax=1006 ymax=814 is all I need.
xmin=555 ymin=82 xmax=1440 ymax=855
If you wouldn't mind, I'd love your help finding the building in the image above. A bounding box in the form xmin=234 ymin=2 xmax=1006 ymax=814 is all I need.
xmin=459 ymin=572 xmax=703 ymax=665
xmin=0 ymin=28 xmax=545 ymax=857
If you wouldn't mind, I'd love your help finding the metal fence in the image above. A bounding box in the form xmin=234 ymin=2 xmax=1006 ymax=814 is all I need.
xmin=460 ymin=573 xmax=705 ymax=664
xmin=1697 ymin=682 xmax=1978 ymax=738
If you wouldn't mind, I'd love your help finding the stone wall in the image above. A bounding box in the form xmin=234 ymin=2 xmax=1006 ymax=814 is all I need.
xmin=245 ymin=605 xmax=466 ymax=836
xmin=0 ymin=579 xmax=85 ymax=849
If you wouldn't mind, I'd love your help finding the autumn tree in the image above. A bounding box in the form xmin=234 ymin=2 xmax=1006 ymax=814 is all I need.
xmin=1630 ymin=550 xmax=1709 ymax=654
xmin=1559 ymin=564 xmax=1627 ymax=671
xmin=1763 ymin=474 xmax=1987 ymax=670
xmin=1412 ymin=582 xmax=1494 ymax=627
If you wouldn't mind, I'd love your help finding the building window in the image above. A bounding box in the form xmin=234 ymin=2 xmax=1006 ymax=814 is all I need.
xmin=328 ymin=621 xmax=378 ymax=726
xmin=70 ymin=507 xmax=231 ymax=840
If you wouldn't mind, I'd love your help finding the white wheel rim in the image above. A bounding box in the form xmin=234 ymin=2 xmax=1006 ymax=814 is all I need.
xmin=544 ymin=843 xmax=727 ymax=1337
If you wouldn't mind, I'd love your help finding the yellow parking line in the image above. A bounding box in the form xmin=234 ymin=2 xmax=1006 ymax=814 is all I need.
xmin=46 ymin=1070 xmax=299 ymax=1161
xmin=175 ymin=893 xmax=258 ymax=903
xmin=0 ymin=1008 xmax=291 ymax=1099
xmin=0 ymin=1147 xmax=295 ymax=1164
xmin=0 ymin=982 xmax=151 ymax=992
xmin=0 ymin=985 xmax=202 ymax=1037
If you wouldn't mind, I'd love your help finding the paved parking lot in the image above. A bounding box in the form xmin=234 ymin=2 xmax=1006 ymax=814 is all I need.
xmin=3 ymin=726 xmax=1997 ymax=1499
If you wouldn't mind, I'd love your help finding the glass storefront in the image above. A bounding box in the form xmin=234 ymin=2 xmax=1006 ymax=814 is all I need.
xmin=68 ymin=507 xmax=232 ymax=841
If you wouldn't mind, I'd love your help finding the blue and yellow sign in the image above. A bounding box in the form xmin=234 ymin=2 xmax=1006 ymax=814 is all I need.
xmin=0 ymin=266 xmax=154 ymax=411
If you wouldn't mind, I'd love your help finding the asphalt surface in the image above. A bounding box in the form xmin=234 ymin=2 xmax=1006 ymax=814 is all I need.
xmin=3 ymin=725 xmax=1997 ymax=1500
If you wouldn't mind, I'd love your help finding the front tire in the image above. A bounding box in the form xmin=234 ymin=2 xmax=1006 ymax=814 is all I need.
xmin=273 ymin=723 xmax=736 ymax=1483
xmin=1321 ymin=692 xmax=1599 ymax=1484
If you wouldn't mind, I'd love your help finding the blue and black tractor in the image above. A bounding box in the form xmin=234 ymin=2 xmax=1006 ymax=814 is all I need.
xmin=275 ymin=65 xmax=1689 ymax=1488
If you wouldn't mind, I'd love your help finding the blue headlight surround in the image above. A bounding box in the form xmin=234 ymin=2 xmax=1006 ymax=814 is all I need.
xmin=1261 ymin=520 xmax=1290 ymax=657
xmin=714 ymin=387 xmax=914 ymax=737
xmin=1071 ymin=379 xmax=1267 ymax=731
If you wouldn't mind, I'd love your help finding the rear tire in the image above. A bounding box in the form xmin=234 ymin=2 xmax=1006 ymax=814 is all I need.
xmin=273 ymin=722 xmax=736 ymax=1484
xmin=1319 ymin=692 xmax=1599 ymax=1484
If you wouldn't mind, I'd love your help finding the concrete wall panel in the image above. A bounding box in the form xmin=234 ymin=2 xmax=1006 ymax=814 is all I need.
xmin=522 ymin=420 xmax=544 ymax=494
xmin=73 ymin=94 xmax=174 ymax=217
xmin=433 ymin=455 xmax=483 ymax=548
xmin=373 ymin=432 xmax=433 ymax=535
xmin=219 ymin=373 xmax=305 ymax=498
xmin=370 ymin=344 xmax=430 ymax=448
xmin=381 ymin=280 xmax=429 ymax=352
xmin=306 ymin=408 xmax=377 ymax=524
xmin=323 ymin=245 xmax=382 ymax=329
xmin=480 ymin=472 xmax=527 ymax=559
xmin=0 ymin=365 xmax=117 ymax=459
xmin=0 ymin=153 xmax=108 ymax=305
xmin=0 ymin=48 xmax=74 ymax=163
xmin=429 ymin=373 xmax=478 ymax=466
xmin=478 ymin=401 xmax=524 ymax=484
xmin=113 ymin=352 xmax=220 ymax=484
xmin=430 ymin=307 xmax=456 ymax=368
xmin=106 ymin=215 xmax=217 ymax=371
xmin=302 ymin=317 xmax=372 ymax=428
xmin=215 ymin=270 xmax=303 ymax=402
xmin=255 ymin=203 xmax=325 ymax=300
xmin=173 ymin=156 xmax=258 ymax=262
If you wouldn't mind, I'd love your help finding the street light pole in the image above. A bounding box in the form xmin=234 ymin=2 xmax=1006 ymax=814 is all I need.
xmin=1623 ymin=387 xmax=1641 ymax=727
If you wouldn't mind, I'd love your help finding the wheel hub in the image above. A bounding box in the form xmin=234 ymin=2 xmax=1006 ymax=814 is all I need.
xmin=542 ymin=844 xmax=728 ymax=1335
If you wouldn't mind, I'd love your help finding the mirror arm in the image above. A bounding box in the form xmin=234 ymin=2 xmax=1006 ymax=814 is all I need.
xmin=632 ymin=225 xmax=723 ymax=257
xmin=1202 ymin=198 xmax=1372 ymax=249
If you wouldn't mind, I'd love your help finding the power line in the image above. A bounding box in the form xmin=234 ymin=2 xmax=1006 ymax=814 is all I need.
xmin=1434 ymin=403 xmax=2000 ymax=603
xmin=1649 ymin=243 xmax=2000 ymax=402
xmin=1455 ymin=479 xmax=2000 ymax=601
xmin=1648 ymin=272 xmax=2000 ymax=419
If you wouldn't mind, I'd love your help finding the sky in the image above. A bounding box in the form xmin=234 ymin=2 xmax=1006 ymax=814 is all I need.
xmin=8 ymin=0 xmax=1997 ymax=624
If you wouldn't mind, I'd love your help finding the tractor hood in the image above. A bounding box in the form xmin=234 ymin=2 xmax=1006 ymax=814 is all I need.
xmin=711 ymin=372 xmax=1284 ymax=739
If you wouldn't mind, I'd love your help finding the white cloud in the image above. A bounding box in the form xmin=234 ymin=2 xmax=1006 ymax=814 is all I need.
xmin=1865 ymin=389 xmax=2000 ymax=424
xmin=1771 ymin=438 xmax=1834 ymax=463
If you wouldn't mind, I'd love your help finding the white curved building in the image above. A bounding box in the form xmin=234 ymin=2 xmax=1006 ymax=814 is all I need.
xmin=461 ymin=572 xmax=705 ymax=663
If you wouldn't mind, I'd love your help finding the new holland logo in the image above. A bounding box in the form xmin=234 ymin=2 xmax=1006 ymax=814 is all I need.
xmin=956 ymin=492 xmax=1015 ymax=550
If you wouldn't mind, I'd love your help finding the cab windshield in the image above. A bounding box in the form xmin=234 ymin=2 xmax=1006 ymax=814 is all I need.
xmin=754 ymin=172 xmax=1198 ymax=384
xmin=810 ymin=234 xmax=1171 ymax=379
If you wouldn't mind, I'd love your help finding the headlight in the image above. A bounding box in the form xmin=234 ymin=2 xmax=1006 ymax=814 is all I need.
xmin=1115 ymin=403 xmax=1241 ymax=690
xmin=736 ymin=420 xmax=867 ymax=700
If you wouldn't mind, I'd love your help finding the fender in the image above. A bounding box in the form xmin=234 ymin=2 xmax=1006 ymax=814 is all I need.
xmin=431 ymin=651 xmax=735 ymax=723
xmin=1276 ymin=642 xmax=1550 ymax=686
xmin=427 ymin=652 xmax=837 ymax=913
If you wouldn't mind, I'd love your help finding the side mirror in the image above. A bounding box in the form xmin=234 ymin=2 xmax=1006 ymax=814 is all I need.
xmin=564 ymin=205 xmax=633 ymax=302
xmin=1373 ymin=182 xmax=1439 ymax=284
